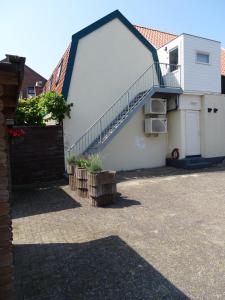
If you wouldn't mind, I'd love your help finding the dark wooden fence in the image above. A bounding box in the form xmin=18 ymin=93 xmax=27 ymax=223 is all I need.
xmin=10 ymin=126 xmax=65 ymax=185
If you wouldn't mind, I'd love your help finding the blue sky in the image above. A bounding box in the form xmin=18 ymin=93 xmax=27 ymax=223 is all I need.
xmin=1 ymin=0 xmax=224 ymax=79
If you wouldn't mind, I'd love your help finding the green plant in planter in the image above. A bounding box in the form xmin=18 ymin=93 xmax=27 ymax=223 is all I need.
xmin=76 ymin=157 xmax=90 ymax=169
xmin=87 ymin=154 xmax=102 ymax=173
xmin=66 ymin=155 xmax=77 ymax=174
xmin=67 ymin=155 xmax=77 ymax=165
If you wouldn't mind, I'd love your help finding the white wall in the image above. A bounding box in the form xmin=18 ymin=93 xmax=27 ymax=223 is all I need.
xmin=64 ymin=18 xmax=154 ymax=151
xmin=157 ymin=34 xmax=221 ymax=93
xmin=183 ymin=34 xmax=221 ymax=93
xmin=157 ymin=36 xmax=184 ymax=88
xmin=201 ymin=94 xmax=225 ymax=157
xmin=100 ymin=108 xmax=167 ymax=171
xmin=167 ymin=110 xmax=185 ymax=159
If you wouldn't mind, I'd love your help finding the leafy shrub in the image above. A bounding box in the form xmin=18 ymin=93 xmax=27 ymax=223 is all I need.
xmin=39 ymin=91 xmax=73 ymax=124
xmin=15 ymin=92 xmax=73 ymax=126
xmin=87 ymin=154 xmax=102 ymax=173
xmin=15 ymin=97 xmax=44 ymax=126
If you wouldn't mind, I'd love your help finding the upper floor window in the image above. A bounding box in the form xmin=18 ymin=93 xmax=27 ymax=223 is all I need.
xmin=196 ymin=52 xmax=209 ymax=64
xmin=27 ymin=86 xmax=35 ymax=98
xmin=55 ymin=60 xmax=63 ymax=85
xmin=169 ymin=47 xmax=178 ymax=72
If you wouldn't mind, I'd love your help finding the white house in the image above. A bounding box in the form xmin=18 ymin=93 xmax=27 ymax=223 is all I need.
xmin=44 ymin=10 xmax=225 ymax=170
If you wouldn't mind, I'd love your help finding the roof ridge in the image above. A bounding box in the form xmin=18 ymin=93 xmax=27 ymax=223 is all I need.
xmin=134 ymin=24 xmax=178 ymax=37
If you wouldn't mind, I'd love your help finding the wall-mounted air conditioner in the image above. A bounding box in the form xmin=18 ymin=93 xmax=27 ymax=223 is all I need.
xmin=144 ymin=98 xmax=167 ymax=114
xmin=145 ymin=118 xmax=167 ymax=134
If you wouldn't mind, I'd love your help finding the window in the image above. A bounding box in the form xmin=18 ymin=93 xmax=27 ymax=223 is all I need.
xmin=169 ymin=47 xmax=178 ymax=72
xmin=196 ymin=52 xmax=209 ymax=64
xmin=55 ymin=60 xmax=63 ymax=85
xmin=27 ymin=86 xmax=35 ymax=98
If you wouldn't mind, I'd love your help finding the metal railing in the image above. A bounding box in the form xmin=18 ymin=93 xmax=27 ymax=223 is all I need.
xmin=67 ymin=62 xmax=181 ymax=156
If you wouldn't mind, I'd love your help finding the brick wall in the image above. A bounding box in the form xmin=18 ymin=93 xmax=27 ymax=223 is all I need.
xmin=10 ymin=126 xmax=65 ymax=185
xmin=0 ymin=99 xmax=13 ymax=300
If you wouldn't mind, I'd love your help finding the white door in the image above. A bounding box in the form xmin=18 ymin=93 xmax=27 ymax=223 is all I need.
xmin=185 ymin=110 xmax=200 ymax=156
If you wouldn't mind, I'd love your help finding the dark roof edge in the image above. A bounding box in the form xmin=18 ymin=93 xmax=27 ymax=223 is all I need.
xmin=62 ymin=9 xmax=160 ymax=99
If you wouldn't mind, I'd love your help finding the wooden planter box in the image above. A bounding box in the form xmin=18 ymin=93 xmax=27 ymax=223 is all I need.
xmin=88 ymin=171 xmax=116 ymax=186
xmin=75 ymin=167 xmax=88 ymax=198
xmin=69 ymin=174 xmax=76 ymax=191
xmin=88 ymin=171 xmax=117 ymax=207
xmin=88 ymin=183 xmax=117 ymax=198
xmin=68 ymin=164 xmax=77 ymax=191
xmin=75 ymin=167 xmax=88 ymax=180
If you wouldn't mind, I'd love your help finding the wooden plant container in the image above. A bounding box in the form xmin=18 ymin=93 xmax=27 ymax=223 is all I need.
xmin=88 ymin=171 xmax=117 ymax=207
xmin=68 ymin=165 xmax=77 ymax=191
xmin=75 ymin=167 xmax=88 ymax=198
xmin=76 ymin=178 xmax=88 ymax=189
xmin=75 ymin=167 xmax=88 ymax=180
xmin=88 ymin=171 xmax=116 ymax=186
xmin=88 ymin=183 xmax=117 ymax=198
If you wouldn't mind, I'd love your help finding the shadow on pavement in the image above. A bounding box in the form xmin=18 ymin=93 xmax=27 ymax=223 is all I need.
xmin=12 ymin=187 xmax=80 ymax=219
xmin=14 ymin=235 xmax=189 ymax=300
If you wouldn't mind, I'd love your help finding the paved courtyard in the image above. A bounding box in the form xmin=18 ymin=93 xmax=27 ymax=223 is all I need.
xmin=12 ymin=166 xmax=225 ymax=299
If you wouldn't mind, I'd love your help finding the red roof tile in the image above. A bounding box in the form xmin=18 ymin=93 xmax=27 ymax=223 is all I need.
xmin=43 ymin=43 xmax=71 ymax=95
xmin=134 ymin=25 xmax=178 ymax=49
xmin=221 ymin=48 xmax=225 ymax=76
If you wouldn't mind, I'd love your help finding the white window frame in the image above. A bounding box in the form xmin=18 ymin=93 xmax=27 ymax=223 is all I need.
xmin=196 ymin=51 xmax=210 ymax=65
xmin=169 ymin=47 xmax=179 ymax=72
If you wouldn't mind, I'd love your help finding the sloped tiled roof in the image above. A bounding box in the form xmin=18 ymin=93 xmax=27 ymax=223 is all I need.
xmin=134 ymin=25 xmax=178 ymax=49
xmin=43 ymin=43 xmax=71 ymax=94
xmin=221 ymin=48 xmax=225 ymax=76
xmin=44 ymin=20 xmax=225 ymax=97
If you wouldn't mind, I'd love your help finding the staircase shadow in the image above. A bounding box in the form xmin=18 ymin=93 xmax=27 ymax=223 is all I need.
xmin=14 ymin=235 xmax=189 ymax=300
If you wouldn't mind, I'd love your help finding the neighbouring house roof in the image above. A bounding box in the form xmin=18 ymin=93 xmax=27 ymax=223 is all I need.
xmin=44 ymin=10 xmax=225 ymax=98
xmin=1 ymin=58 xmax=47 ymax=98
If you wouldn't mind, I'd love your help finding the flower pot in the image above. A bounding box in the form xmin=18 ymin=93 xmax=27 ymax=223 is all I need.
xmin=66 ymin=164 xmax=73 ymax=175
xmin=87 ymin=171 xmax=116 ymax=186
xmin=75 ymin=167 xmax=88 ymax=198
xmin=75 ymin=167 xmax=88 ymax=179
xmin=88 ymin=171 xmax=117 ymax=207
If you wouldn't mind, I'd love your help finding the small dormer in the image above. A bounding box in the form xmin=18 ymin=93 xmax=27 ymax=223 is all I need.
xmin=157 ymin=33 xmax=221 ymax=94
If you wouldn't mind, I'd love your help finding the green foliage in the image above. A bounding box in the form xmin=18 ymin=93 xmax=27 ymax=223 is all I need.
xmin=87 ymin=154 xmax=102 ymax=173
xmin=76 ymin=157 xmax=90 ymax=168
xmin=39 ymin=92 xmax=73 ymax=124
xmin=15 ymin=97 xmax=45 ymax=126
xmin=66 ymin=155 xmax=77 ymax=165
xmin=15 ymin=92 xmax=73 ymax=126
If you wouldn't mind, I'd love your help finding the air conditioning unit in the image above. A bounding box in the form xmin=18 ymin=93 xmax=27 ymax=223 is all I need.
xmin=144 ymin=98 xmax=167 ymax=114
xmin=145 ymin=118 xmax=167 ymax=134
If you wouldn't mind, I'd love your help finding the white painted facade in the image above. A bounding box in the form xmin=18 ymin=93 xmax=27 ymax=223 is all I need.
xmin=64 ymin=18 xmax=154 ymax=151
xmin=63 ymin=14 xmax=225 ymax=171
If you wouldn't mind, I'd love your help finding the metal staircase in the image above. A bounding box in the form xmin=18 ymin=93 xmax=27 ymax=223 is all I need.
xmin=67 ymin=62 xmax=182 ymax=157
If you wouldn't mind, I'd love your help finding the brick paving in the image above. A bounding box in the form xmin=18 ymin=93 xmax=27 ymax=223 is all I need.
xmin=12 ymin=167 xmax=225 ymax=299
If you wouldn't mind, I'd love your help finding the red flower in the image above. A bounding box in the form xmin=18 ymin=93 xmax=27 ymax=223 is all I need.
xmin=7 ymin=128 xmax=25 ymax=138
